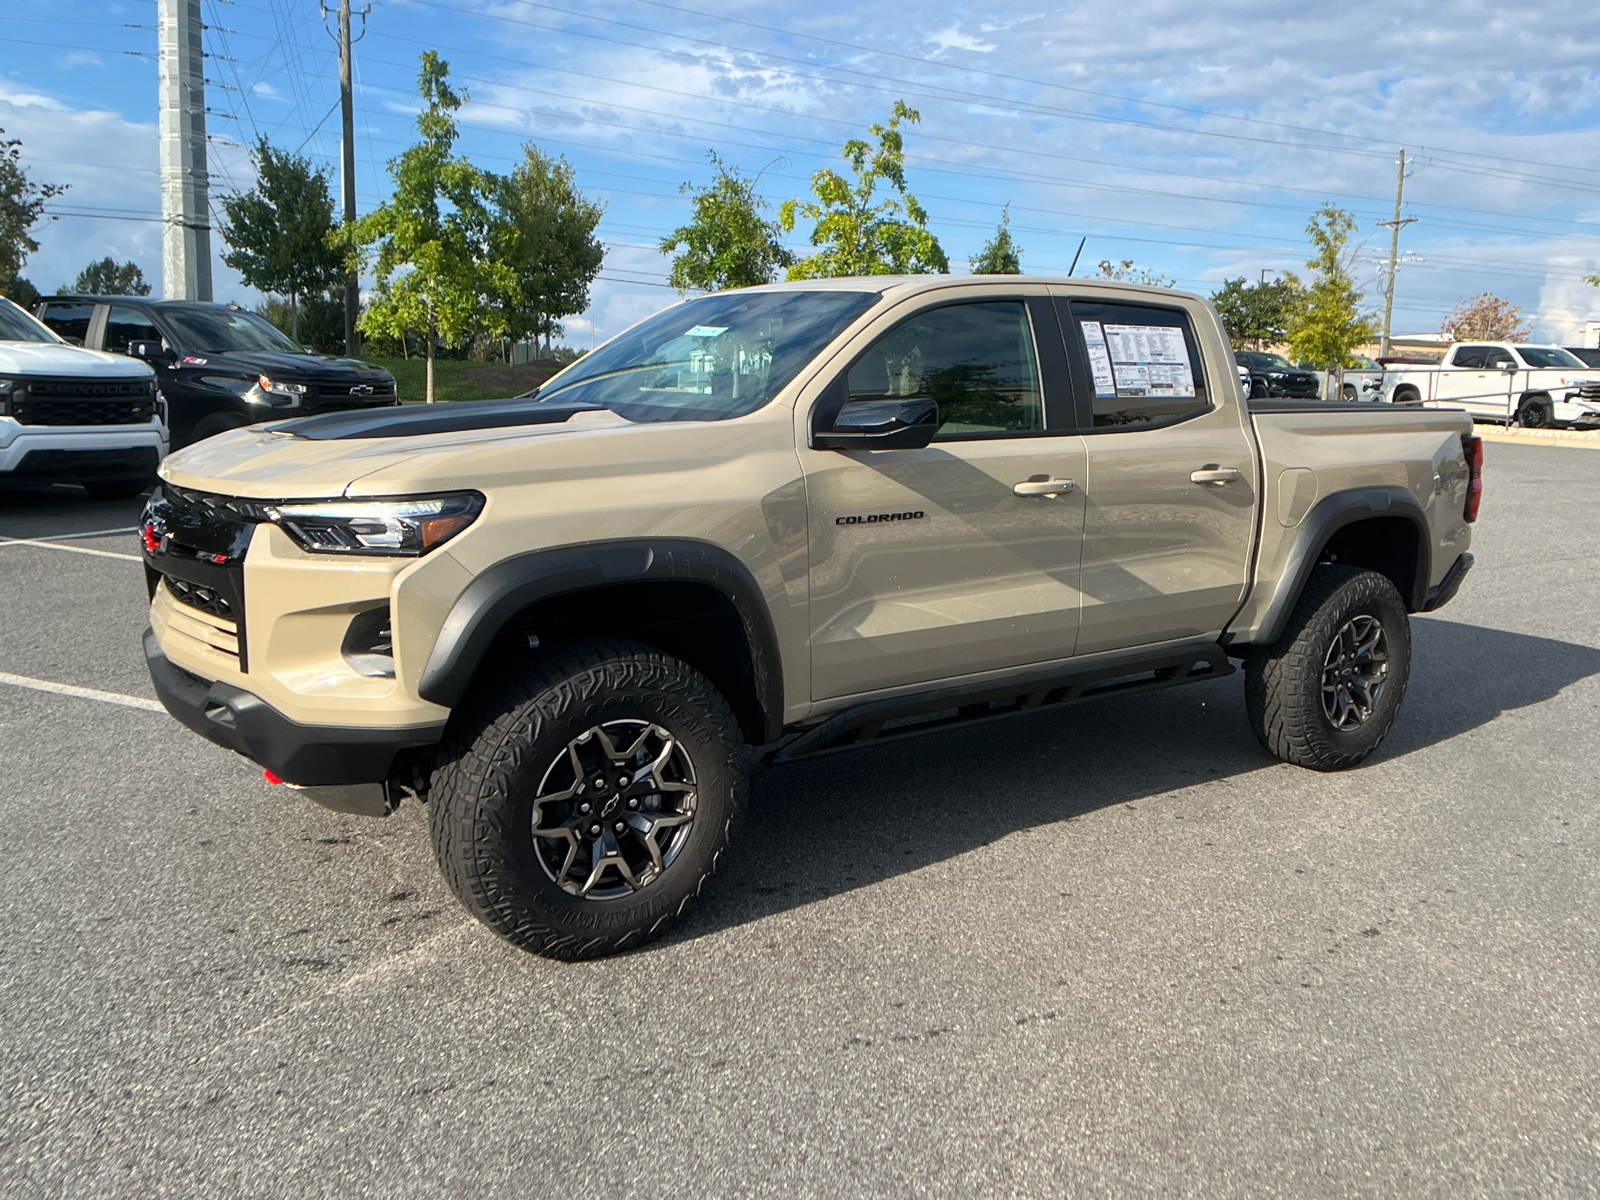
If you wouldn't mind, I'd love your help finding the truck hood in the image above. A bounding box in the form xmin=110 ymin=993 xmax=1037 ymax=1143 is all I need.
xmin=186 ymin=348 xmax=394 ymax=384
xmin=0 ymin=340 xmax=156 ymax=379
xmin=157 ymin=404 xmax=637 ymax=498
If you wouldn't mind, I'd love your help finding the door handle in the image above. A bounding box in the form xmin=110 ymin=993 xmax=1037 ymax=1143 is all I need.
xmin=1190 ymin=467 xmax=1241 ymax=485
xmin=1013 ymin=477 xmax=1077 ymax=496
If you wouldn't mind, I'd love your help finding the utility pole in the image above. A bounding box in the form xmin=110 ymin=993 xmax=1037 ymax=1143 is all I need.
xmin=1377 ymin=149 xmax=1417 ymax=358
xmin=158 ymin=0 xmax=212 ymax=300
xmin=326 ymin=0 xmax=368 ymax=356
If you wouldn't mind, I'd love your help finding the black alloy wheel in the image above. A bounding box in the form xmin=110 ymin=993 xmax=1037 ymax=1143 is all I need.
xmin=529 ymin=719 xmax=698 ymax=899
xmin=1518 ymin=398 xmax=1552 ymax=429
xmin=1320 ymin=614 xmax=1390 ymax=729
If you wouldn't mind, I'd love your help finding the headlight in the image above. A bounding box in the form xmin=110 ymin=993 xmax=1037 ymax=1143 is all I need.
xmin=265 ymin=492 xmax=484 ymax=557
xmin=252 ymin=376 xmax=308 ymax=407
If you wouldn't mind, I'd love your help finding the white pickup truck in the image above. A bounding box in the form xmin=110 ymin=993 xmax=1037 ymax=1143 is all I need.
xmin=0 ymin=296 xmax=168 ymax=500
xmin=1381 ymin=342 xmax=1600 ymax=429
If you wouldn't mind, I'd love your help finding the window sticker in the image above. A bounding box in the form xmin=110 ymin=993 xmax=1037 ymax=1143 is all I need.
xmin=1080 ymin=321 xmax=1117 ymax=397
xmin=682 ymin=324 xmax=728 ymax=338
xmin=1100 ymin=323 xmax=1196 ymax=398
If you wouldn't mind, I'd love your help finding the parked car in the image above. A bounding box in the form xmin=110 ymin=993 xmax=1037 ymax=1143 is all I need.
xmin=1563 ymin=346 xmax=1600 ymax=369
xmin=34 ymin=296 xmax=398 ymax=448
xmin=1379 ymin=342 xmax=1600 ymax=428
xmin=0 ymin=295 xmax=167 ymax=500
xmin=141 ymin=275 xmax=1481 ymax=959
xmin=1235 ymin=350 xmax=1320 ymax=399
xmin=1301 ymin=353 xmax=1384 ymax=402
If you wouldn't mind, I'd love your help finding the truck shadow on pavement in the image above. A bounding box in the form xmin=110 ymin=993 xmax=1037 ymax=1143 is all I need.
xmin=677 ymin=616 xmax=1600 ymax=945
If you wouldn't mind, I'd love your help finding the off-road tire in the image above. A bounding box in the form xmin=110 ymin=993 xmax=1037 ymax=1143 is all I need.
xmin=1244 ymin=565 xmax=1411 ymax=771
xmin=429 ymin=639 xmax=745 ymax=959
xmin=83 ymin=479 xmax=150 ymax=501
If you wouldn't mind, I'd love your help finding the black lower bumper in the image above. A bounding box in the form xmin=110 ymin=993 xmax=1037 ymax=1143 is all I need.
xmin=5 ymin=446 xmax=160 ymax=484
xmin=144 ymin=628 xmax=445 ymax=786
xmin=1421 ymin=551 xmax=1474 ymax=613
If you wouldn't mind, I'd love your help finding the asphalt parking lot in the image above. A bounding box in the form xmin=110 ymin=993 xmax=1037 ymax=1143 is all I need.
xmin=2 ymin=439 xmax=1598 ymax=1198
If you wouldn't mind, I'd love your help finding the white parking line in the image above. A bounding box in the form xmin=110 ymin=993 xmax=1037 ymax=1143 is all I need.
xmin=0 ymin=671 xmax=165 ymax=713
xmin=42 ymin=526 xmax=140 ymax=541
xmin=0 ymin=537 xmax=142 ymax=562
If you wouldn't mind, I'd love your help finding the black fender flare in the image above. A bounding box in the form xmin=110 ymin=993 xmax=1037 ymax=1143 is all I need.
xmin=1246 ymin=486 xmax=1432 ymax=647
xmin=417 ymin=538 xmax=785 ymax=741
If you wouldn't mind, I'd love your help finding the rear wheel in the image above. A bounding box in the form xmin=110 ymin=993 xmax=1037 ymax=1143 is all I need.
xmin=429 ymin=639 xmax=746 ymax=959
xmin=1517 ymin=396 xmax=1553 ymax=429
xmin=1245 ymin=565 xmax=1411 ymax=771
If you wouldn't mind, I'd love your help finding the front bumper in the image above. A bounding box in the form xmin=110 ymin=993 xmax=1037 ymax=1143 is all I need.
xmin=0 ymin=426 xmax=166 ymax=483
xmin=144 ymin=627 xmax=446 ymax=790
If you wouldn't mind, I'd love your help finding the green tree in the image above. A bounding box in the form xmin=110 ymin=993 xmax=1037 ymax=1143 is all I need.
xmin=257 ymin=291 xmax=349 ymax=355
xmin=350 ymin=52 xmax=509 ymax=403
xmin=1210 ymin=276 xmax=1304 ymax=349
xmin=1095 ymin=259 xmax=1174 ymax=288
xmin=779 ymin=101 xmax=948 ymax=279
xmin=491 ymin=144 xmax=605 ymax=353
xmin=659 ymin=153 xmax=792 ymax=292
xmin=220 ymin=138 xmax=346 ymax=341
xmin=970 ymin=204 xmax=1021 ymax=274
xmin=1286 ymin=204 xmax=1376 ymax=397
xmin=0 ymin=129 xmax=66 ymax=294
xmin=66 ymin=257 xmax=151 ymax=296
xmin=5 ymin=277 xmax=39 ymax=309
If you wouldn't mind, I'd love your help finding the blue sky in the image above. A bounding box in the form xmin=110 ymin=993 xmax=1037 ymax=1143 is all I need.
xmin=5 ymin=0 xmax=1600 ymax=344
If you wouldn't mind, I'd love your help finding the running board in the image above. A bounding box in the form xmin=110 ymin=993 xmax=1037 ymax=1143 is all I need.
xmin=767 ymin=643 xmax=1235 ymax=766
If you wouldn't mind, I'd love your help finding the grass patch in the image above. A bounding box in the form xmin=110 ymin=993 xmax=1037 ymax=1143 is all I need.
xmin=363 ymin=357 xmax=563 ymax=403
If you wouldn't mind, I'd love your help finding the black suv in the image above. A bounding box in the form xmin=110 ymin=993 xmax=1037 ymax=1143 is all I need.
xmin=1234 ymin=351 xmax=1320 ymax=400
xmin=35 ymin=296 xmax=398 ymax=448
xmin=1564 ymin=346 xmax=1600 ymax=369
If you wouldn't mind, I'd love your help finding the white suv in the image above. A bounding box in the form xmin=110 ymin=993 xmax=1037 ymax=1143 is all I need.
xmin=0 ymin=296 xmax=167 ymax=500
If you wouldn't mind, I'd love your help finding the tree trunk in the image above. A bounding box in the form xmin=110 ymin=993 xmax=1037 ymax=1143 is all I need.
xmin=426 ymin=313 xmax=437 ymax=404
xmin=289 ymin=290 xmax=299 ymax=342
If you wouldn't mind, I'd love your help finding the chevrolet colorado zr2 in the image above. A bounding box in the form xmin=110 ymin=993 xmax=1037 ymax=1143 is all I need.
xmin=139 ymin=277 xmax=1481 ymax=959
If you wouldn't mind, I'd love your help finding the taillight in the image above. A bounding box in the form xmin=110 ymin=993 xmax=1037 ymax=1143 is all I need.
xmin=1462 ymin=434 xmax=1483 ymax=523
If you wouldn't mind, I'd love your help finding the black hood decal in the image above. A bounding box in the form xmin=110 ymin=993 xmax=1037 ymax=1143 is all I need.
xmin=268 ymin=398 xmax=607 ymax=440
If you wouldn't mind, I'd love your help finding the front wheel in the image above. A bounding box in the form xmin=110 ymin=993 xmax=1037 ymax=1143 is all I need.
xmin=429 ymin=639 xmax=746 ymax=959
xmin=1245 ymin=565 xmax=1411 ymax=771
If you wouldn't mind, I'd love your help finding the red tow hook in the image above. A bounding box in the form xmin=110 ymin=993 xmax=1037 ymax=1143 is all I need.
xmin=263 ymin=769 xmax=284 ymax=785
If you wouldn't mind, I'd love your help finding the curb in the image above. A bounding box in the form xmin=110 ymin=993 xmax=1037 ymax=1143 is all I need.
xmin=1473 ymin=425 xmax=1600 ymax=450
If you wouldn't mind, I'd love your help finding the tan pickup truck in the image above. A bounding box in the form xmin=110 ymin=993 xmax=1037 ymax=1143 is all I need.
xmin=139 ymin=277 xmax=1482 ymax=958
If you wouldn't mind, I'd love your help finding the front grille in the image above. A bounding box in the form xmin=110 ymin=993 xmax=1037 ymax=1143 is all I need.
xmin=1578 ymin=383 xmax=1600 ymax=400
xmin=308 ymin=398 xmax=400 ymax=414
xmin=165 ymin=575 xmax=236 ymax=620
xmin=14 ymin=399 xmax=154 ymax=425
xmin=162 ymin=485 xmax=276 ymax=523
xmin=311 ymin=380 xmax=395 ymax=399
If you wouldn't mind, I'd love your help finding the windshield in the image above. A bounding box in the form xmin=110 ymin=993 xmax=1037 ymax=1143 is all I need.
xmin=160 ymin=307 xmax=307 ymax=355
xmin=0 ymin=298 xmax=61 ymax=344
xmin=536 ymin=289 xmax=880 ymax=421
xmin=1515 ymin=346 xmax=1585 ymax=369
xmin=1242 ymin=352 xmax=1294 ymax=370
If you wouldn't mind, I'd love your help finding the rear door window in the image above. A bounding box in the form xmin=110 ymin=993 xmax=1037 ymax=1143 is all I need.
xmin=104 ymin=305 xmax=165 ymax=356
xmin=1451 ymin=346 xmax=1488 ymax=368
xmin=39 ymin=301 xmax=94 ymax=346
xmin=1064 ymin=300 xmax=1209 ymax=430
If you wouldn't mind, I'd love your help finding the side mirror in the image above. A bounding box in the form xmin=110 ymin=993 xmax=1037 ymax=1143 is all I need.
xmin=813 ymin=397 xmax=939 ymax=451
xmin=128 ymin=340 xmax=169 ymax=364
xmin=1498 ymin=361 xmax=1517 ymax=372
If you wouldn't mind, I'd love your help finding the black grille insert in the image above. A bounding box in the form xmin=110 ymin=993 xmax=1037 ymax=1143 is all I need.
xmin=166 ymin=576 xmax=237 ymax=622
xmin=14 ymin=399 xmax=154 ymax=426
